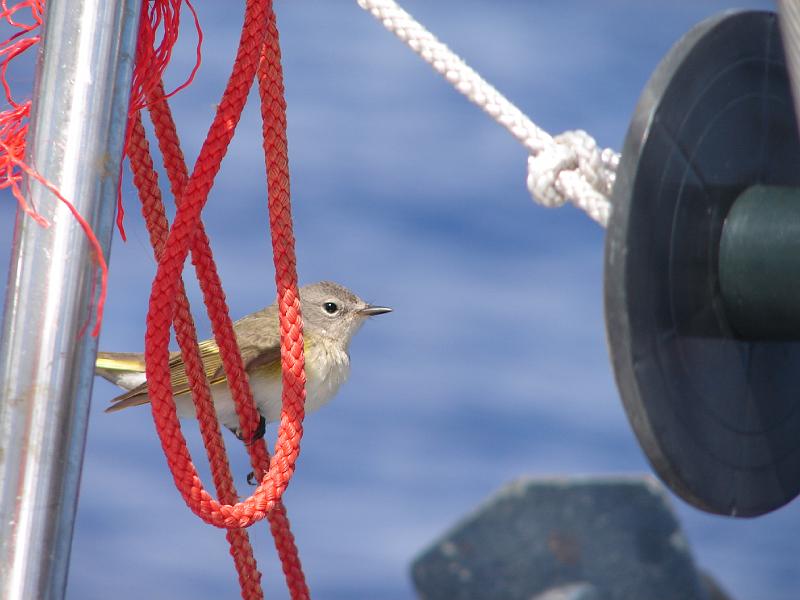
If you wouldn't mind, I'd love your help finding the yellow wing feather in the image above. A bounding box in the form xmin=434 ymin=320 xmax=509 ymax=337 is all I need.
xmin=99 ymin=303 xmax=310 ymax=413
xmin=167 ymin=338 xmax=227 ymax=395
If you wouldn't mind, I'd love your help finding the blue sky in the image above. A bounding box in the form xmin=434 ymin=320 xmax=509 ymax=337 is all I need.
xmin=1 ymin=1 xmax=797 ymax=599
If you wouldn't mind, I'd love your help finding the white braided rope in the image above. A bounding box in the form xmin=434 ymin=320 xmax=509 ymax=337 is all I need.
xmin=357 ymin=0 xmax=619 ymax=227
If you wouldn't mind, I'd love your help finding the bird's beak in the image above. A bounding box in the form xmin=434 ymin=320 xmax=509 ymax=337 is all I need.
xmin=359 ymin=305 xmax=392 ymax=316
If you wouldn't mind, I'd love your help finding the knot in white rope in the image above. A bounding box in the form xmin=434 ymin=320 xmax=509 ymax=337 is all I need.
xmin=526 ymin=130 xmax=616 ymax=226
xmin=358 ymin=0 xmax=621 ymax=228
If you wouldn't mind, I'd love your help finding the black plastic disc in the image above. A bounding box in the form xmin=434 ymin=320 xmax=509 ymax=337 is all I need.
xmin=605 ymin=10 xmax=800 ymax=517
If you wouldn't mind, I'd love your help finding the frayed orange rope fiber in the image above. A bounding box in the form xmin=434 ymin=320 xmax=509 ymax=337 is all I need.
xmin=0 ymin=0 xmax=201 ymax=335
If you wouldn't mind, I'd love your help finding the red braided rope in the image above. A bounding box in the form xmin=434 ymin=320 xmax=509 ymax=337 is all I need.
xmin=128 ymin=111 xmax=267 ymax=600
xmin=147 ymin=77 xmax=307 ymax=595
xmin=0 ymin=1 xmax=309 ymax=595
xmin=118 ymin=0 xmax=202 ymax=240
xmin=144 ymin=0 xmax=269 ymax=528
xmin=126 ymin=0 xmax=308 ymax=597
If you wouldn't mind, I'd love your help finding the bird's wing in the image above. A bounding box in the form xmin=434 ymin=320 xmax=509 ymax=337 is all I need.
xmin=167 ymin=337 xmax=227 ymax=394
xmin=104 ymin=340 xmax=225 ymax=412
xmin=105 ymin=306 xmax=284 ymax=413
xmin=223 ymin=305 xmax=283 ymax=375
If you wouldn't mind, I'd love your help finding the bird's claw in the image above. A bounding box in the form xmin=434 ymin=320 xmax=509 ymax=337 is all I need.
xmin=231 ymin=415 xmax=267 ymax=445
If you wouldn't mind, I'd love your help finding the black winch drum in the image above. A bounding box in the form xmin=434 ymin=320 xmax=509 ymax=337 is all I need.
xmin=605 ymin=10 xmax=800 ymax=517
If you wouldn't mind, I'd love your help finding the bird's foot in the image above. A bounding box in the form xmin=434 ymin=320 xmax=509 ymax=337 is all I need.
xmin=230 ymin=415 xmax=267 ymax=445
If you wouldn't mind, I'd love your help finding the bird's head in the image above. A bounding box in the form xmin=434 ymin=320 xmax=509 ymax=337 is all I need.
xmin=299 ymin=281 xmax=391 ymax=348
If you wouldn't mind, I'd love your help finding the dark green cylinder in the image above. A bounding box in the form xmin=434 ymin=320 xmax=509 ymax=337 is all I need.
xmin=719 ymin=185 xmax=800 ymax=340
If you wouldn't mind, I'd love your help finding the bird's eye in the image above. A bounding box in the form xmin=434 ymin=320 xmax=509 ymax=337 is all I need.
xmin=323 ymin=302 xmax=338 ymax=314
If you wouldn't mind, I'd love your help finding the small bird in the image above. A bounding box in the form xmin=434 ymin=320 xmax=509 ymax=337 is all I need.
xmin=95 ymin=281 xmax=391 ymax=439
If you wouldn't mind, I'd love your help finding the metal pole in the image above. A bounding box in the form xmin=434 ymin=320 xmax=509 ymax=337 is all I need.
xmin=0 ymin=1 xmax=141 ymax=598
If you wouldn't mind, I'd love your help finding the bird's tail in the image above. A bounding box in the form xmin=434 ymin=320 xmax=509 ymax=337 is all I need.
xmin=95 ymin=352 xmax=150 ymax=412
xmin=95 ymin=351 xmax=147 ymax=388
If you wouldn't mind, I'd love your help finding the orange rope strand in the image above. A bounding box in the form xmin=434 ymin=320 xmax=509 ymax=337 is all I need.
xmin=128 ymin=1 xmax=309 ymax=597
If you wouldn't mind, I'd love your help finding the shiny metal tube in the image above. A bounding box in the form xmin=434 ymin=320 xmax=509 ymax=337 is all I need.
xmin=0 ymin=1 xmax=141 ymax=598
xmin=780 ymin=0 xmax=800 ymax=133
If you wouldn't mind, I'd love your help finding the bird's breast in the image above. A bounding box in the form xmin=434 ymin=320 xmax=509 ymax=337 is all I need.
xmin=304 ymin=340 xmax=350 ymax=412
xmin=245 ymin=339 xmax=350 ymax=423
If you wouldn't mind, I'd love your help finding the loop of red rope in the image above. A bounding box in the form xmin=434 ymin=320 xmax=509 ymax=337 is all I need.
xmin=145 ymin=77 xmax=307 ymax=596
xmin=128 ymin=107 xmax=268 ymax=600
xmin=126 ymin=0 xmax=308 ymax=597
xmin=142 ymin=0 xmax=294 ymax=530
